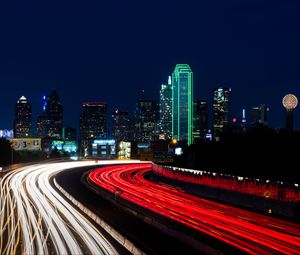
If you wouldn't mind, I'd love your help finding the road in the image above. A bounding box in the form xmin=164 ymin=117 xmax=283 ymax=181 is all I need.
xmin=0 ymin=161 xmax=125 ymax=255
xmin=88 ymin=163 xmax=300 ymax=255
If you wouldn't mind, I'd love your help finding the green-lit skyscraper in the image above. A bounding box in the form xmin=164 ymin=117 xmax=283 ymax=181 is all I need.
xmin=172 ymin=64 xmax=194 ymax=145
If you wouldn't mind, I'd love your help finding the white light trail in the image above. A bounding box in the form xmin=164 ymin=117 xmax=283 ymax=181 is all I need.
xmin=0 ymin=160 xmax=136 ymax=255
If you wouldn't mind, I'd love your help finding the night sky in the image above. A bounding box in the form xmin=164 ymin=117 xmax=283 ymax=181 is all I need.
xmin=0 ymin=0 xmax=300 ymax=131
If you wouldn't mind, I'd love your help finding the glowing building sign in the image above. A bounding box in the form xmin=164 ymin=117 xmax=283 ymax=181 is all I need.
xmin=10 ymin=138 xmax=41 ymax=151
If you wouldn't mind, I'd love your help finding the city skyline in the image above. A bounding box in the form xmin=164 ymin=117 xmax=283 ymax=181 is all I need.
xmin=0 ymin=1 xmax=300 ymax=130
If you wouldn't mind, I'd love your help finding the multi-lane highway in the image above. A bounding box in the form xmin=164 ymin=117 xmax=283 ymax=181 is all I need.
xmin=0 ymin=161 xmax=123 ymax=255
xmin=88 ymin=163 xmax=300 ymax=255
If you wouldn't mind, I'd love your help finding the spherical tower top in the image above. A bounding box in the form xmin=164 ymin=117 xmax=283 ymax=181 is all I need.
xmin=282 ymin=94 xmax=298 ymax=110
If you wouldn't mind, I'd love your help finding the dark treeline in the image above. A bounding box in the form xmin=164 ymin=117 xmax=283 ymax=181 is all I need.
xmin=173 ymin=127 xmax=300 ymax=183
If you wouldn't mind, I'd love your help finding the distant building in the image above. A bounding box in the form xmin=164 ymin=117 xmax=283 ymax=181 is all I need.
xmin=36 ymin=91 xmax=63 ymax=139
xmin=80 ymin=102 xmax=107 ymax=140
xmin=251 ymin=104 xmax=269 ymax=127
xmin=112 ymin=109 xmax=130 ymax=141
xmin=194 ymin=100 xmax=208 ymax=141
xmin=14 ymin=96 xmax=32 ymax=138
xmin=134 ymin=100 xmax=157 ymax=142
xmin=63 ymin=127 xmax=77 ymax=141
xmin=36 ymin=114 xmax=49 ymax=138
xmin=159 ymin=76 xmax=172 ymax=140
xmin=0 ymin=130 xmax=14 ymax=139
xmin=79 ymin=102 xmax=108 ymax=157
xmin=45 ymin=90 xmax=63 ymax=138
xmin=172 ymin=64 xmax=194 ymax=145
xmin=213 ymin=87 xmax=231 ymax=140
xmin=241 ymin=108 xmax=247 ymax=132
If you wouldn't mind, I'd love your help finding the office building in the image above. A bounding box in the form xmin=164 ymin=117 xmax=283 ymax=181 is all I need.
xmin=80 ymin=102 xmax=107 ymax=140
xmin=172 ymin=64 xmax=194 ymax=145
xmin=251 ymin=104 xmax=269 ymax=127
xmin=112 ymin=109 xmax=130 ymax=141
xmin=194 ymin=100 xmax=208 ymax=141
xmin=14 ymin=96 xmax=32 ymax=138
xmin=213 ymin=87 xmax=231 ymax=140
xmin=159 ymin=76 xmax=172 ymax=140
xmin=45 ymin=90 xmax=63 ymax=138
xmin=134 ymin=100 xmax=157 ymax=142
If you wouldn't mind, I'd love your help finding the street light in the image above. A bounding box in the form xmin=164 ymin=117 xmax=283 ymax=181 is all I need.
xmin=168 ymin=138 xmax=178 ymax=153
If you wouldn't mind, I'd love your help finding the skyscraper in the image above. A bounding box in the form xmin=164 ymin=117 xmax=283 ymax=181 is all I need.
xmin=159 ymin=76 xmax=172 ymax=139
xmin=194 ymin=100 xmax=208 ymax=141
xmin=45 ymin=90 xmax=63 ymax=138
xmin=251 ymin=104 xmax=269 ymax=127
xmin=112 ymin=109 xmax=130 ymax=141
xmin=213 ymin=87 xmax=231 ymax=140
xmin=172 ymin=64 xmax=193 ymax=145
xmin=134 ymin=100 xmax=157 ymax=142
xmin=14 ymin=96 xmax=32 ymax=138
xmin=36 ymin=114 xmax=49 ymax=138
xmin=80 ymin=102 xmax=107 ymax=140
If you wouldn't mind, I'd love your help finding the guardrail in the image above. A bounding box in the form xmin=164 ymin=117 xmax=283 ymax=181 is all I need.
xmin=153 ymin=164 xmax=300 ymax=203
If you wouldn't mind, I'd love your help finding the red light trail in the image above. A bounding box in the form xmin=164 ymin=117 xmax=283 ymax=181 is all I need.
xmin=88 ymin=163 xmax=300 ymax=255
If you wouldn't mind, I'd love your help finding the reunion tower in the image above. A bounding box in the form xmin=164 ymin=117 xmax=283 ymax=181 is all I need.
xmin=282 ymin=94 xmax=298 ymax=130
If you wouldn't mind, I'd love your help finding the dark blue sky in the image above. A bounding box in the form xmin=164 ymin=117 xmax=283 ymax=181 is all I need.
xmin=0 ymin=0 xmax=300 ymax=130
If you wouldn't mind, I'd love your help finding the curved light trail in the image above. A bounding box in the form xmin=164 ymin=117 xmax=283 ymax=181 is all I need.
xmin=0 ymin=161 xmax=130 ymax=255
xmin=88 ymin=163 xmax=300 ymax=255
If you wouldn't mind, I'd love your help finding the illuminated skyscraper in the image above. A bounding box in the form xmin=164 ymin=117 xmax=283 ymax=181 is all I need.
xmin=251 ymin=104 xmax=269 ymax=127
xmin=80 ymin=102 xmax=107 ymax=140
xmin=44 ymin=90 xmax=63 ymax=138
xmin=14 ymin=96 xmax=32 ymax=138
xmin=213 ymin=87 xmax=231 ymax=140
xmin=112 ymin=109 xmax=130 ymax=141
xmin=172 ymin=64 xmax=193 ymax=145
xmin=194 ymin=100 xmax=208 ymax=141
xmin=159 ymin=76 xmax=172 ymax=139
xmin=134 ymin=100 xmax=157 ymax=142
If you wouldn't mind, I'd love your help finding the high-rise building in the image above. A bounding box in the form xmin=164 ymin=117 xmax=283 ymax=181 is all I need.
xmin=213 ymin=87 xmax=231 ymax=139
xmin=63 ymin=127 xmax=77 ymax=141
xmin=251 ymin=104 xmax=269 ymax=127
xmin=134 ymin=100 xmax=157 ymax=142
xmin=194 ymin=100 xmax=208 ymax=141
xmin=14 ymin=96 xmax=32 ymax=138
xmin=80 ymin=102 xmax=107 ymax=140
xmin=159 ymin=76 xmax=172 ymax=140
xmin=45 ymin=90 xmax=63 ymax=138
xmin=36 ymin=114 xmax=49 ymax=138
xmin=172 ymin=64 xmax=194 ymax=145
xmin=112 ymin=109 xmax=130 ymax=141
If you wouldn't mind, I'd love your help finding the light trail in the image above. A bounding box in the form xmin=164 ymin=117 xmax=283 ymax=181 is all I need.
xmin=0 ymin=160 xmax=134 ymax=255
xmin=88 ymin=163 xmax=300 ymax=255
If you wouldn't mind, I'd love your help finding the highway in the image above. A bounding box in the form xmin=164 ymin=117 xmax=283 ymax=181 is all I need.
xmin=0 ymin=161 xmax=125 ymax=255
xmin=88 ymin=163 xmax=300 ymax=255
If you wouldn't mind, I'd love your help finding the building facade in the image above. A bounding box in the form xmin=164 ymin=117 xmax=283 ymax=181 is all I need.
xmin=112 ymin=109 xmax=130 ymax=141
xmin=14 ymin=96 xmax=32 ymax=138
xmin=134 ymin=100 xmax=157 ymax=142
xmin=45 ymin=90 xmax=63 ymax=138
xmin=251 ymin=104 xmax=269 ymax=127
xmin=213 ymin=87 xmax=231 ymax=140
xmin=159 ymin=76 xmax=172 ymax=140
xmin=172 ymin=64 xmax=194 ymax=145
xmin=193 ymin=100 xmax=208 ymax=141
xmin=80 ymin=102 xmax=107 ymax=140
